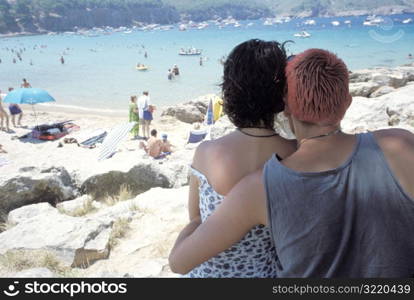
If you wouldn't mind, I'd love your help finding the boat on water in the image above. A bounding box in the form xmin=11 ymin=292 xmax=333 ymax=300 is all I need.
xmin=136 ymin=64 xmax=149 ymax=71
xmin=403 ymin=18 xmax=413 ymax=24
xmin=179 ymin=48 xmax=202 ymax=56
xmin=331 ymin=21 xmax=340 ymax=26
xmin=294 ymin=31 xmax=311 ymax=38
xmin=304 ymin=19 xmax=316 ymax=26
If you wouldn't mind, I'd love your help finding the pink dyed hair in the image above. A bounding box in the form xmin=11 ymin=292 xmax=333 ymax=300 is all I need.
xmin=285 ymin=49 xmax=352 ymax=125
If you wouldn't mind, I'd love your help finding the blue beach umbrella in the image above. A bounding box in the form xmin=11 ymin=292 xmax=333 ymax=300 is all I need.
xmin=3 ymin=88 xmax=55 ymax=104
xmin=3 ymin=88 xmax=56 ymax=127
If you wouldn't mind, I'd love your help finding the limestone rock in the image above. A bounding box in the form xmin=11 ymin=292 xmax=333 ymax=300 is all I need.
xmin=57 ymin=195 xmax=93 ymax=216
xmin=0 ymin=167 xmax=78 ymax=221
xmin=9 ymin=268 xmax=56 ymax=278
xmin=342 ymin=97 xmax=388 ymax=133
xmin=81 ymin=160 xmax=189 ymax=199
xmin=349 ymin=82 xmax=381 ymax=97
xmin=0 ymin=203 xmax=113 ymax=268
xmin=370 ymin=86 xmax=396 ymax=98
xmin=82 ymin=187 xmax=189 ymax=278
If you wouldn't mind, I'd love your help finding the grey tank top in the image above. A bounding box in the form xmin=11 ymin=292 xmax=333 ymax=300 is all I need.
xmin=264 ymin=132 xmax=414 ymax=278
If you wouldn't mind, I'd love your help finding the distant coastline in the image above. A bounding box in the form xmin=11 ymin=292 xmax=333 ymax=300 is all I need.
xmin=1 ymin=1 xmax=414 ymax=36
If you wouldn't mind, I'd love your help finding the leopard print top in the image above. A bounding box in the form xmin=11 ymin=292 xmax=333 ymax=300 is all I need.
xmin=185 ymin=167 xmax=278 ymax=278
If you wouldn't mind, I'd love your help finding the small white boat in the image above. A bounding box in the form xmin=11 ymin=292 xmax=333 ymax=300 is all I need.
xmin=344 ymin=20 xmax=352 ymax=25
xmin=179 ymin=48 xmax=202 ymax=56
xmin=403 ymin=18 xmax=413 ymax=24
xmin=294 ymin=31 xmax=311 ymax=38
xmin=331 ymin=21 xmax=340 ymax=26
xmin=304 ymin=20 xmax=316 ymax=26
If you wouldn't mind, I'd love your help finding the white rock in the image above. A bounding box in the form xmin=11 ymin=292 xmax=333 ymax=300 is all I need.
xmin=0 ymin=207 xmax=113 ymax=268
xmin=9 ymin=268 xmax=56 ymax=278
xmin=57 ymin=195 xmax=92 ymax=215
xmin=8 ymin=203 xmax=56 ymax=225
xmin=342 ymin=97 xmax=389 ymax=133
xmin=370 ymin=86 xmax=396 ymax=98
xmin=82 ymin=187 xmax=189 ymax=278
xmin=349 ymin=82 xmax=381 ymax=97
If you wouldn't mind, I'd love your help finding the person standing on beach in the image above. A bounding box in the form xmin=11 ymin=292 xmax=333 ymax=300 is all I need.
xmin=0 ymin=91 xmax=11 ymax=133
xmin=60 ymin=56 xmax=65 ymax=65
xmin=21 ymin=78 xmax=31 ymax=88
xmin=199 ymin=57 xmax=203 ymax=66
xmin=137 ymin=91 xmax=153 ymax=139
xmin=129 ymin=96 xmax=140 ymax=139
xmin=7 ymin=88 xmax=23 ymax=127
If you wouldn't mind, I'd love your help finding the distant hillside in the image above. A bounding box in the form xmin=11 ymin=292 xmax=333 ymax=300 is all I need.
xmin=1 ymin=0 xmax=414 ymax=34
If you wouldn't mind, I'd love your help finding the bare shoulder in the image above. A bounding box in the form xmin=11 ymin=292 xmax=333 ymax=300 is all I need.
xmin=373 ymin=129 xmax=414 ymax=154
xmin=192 ymin=140 xmax=218 ymax=169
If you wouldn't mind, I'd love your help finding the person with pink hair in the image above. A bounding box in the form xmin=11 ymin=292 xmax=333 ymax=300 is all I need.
xmin=169 ymin=49 xmax=414 ymax=278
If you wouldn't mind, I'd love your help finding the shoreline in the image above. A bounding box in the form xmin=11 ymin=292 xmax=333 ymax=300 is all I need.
xmin=1 ymin=11 xmax=414 ymax=39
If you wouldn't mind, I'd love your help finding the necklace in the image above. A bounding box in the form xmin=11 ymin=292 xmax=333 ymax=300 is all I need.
xmin=298 ymin=128 xmax=342 ymax=146
xmin=237 ymin=128 xmax=279 ymax=138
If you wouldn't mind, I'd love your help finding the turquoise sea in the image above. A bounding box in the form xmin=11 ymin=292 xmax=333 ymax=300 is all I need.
xmin=1 ymin=14 xmax=414 ymax=112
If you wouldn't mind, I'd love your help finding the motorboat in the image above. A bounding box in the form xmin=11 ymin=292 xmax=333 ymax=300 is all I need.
xmin=294 ymin=31 xmax=311 ymax=38
xmin=331 ymin=21 xmax=340 ymax=26
xmin=179 ymin=48 xmax=202 ymax=56
xmin=304 ymin=19 xmax=316 ymax=26
xmin=136 ymin=64 xmax=149 ymax=71
xmin=403 ymin=18 xmax=413 ymax=24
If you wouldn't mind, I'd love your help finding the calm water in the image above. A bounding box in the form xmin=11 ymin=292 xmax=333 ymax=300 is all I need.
xmin=1 ymin=14 xmax=414 ymax=112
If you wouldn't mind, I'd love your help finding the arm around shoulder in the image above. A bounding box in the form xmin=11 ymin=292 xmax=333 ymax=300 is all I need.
xmin=169 ymin=169 xmax=267 ymax=274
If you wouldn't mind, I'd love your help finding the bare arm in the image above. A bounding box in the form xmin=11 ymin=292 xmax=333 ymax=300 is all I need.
xmin=374 ymin=128 xmax=414 ymax=198
xmin=169 ymin=169 xmax=268 ymax=274
xmin=188 ymin=175 xmax=200 ymax=221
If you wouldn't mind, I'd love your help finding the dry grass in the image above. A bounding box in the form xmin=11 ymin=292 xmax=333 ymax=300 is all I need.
xmin=104 ymin=184 xmax=133 ymax=206
xmin=0 ymin=211 xmax=15 ymax=233
xmin=58 ymin=197 xmax=96 ymax=217
xmin=0 ymin=250 xmax=80 ymax=277
xmin=108 ymin=218 xmax=131 ymax=249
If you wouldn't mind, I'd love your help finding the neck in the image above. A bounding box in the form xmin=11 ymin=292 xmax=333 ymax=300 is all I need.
xmin=293 ymin=122 xmax=341 ymax=144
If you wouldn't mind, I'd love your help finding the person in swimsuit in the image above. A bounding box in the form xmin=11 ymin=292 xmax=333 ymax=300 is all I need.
xmin=169 ymin=49 xmax=414 ymax=278
xmin=171 ymin=39 xmax=296 ymax=278
xmin=7 ymin=88 xmax=23 ymax=127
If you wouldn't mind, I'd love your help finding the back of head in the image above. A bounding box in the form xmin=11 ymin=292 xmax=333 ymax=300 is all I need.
xmin=285 ymin=49 xmax=351 ymax=126
xmin=222 ymin=39 xmax=288 ymax=129
xmin=143 ymin=91 xmax=149 ymax=96
xmin=151 ymin=129 xmax=157 ymax=137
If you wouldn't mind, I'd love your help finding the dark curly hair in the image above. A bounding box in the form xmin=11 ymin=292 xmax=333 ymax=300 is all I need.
xmin=221 ymin=39 xmax=288 ymax=129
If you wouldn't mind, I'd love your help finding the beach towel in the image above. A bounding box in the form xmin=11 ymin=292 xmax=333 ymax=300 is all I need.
xmin=75 ymin=129 xmax=108 ymax=149
xmin=98 ymin=122 xmax=136 ymax=161
xmin=31 ymin=121 xmax=79 ymax=141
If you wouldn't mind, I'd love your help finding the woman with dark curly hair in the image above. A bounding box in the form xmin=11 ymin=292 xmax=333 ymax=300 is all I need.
xmin=174 ymin=39 xmax=296 ymax=278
